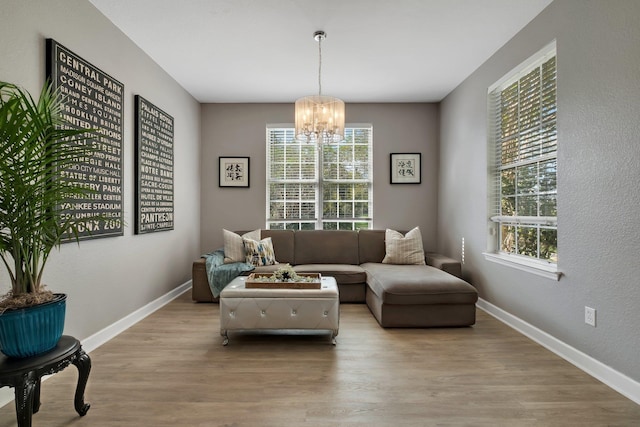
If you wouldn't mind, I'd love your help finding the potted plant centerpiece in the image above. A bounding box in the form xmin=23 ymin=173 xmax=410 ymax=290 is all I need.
xmin=0 ymin=80 xmax=101 ymax=358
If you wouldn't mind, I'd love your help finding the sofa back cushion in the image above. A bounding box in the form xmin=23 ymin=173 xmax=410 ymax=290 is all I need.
xmin=261 ymin=229 xmax=295 ymax=264
xmin=358 ymin=229 xmax=387 ymax=263
xmin=294 ymin=230 xmax=359 ymax=265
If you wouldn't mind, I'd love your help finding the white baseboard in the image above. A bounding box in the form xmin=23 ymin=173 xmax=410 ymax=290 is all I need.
xmin=476 ymin=298 xmax=640 ymax=405
xmin=81 ymin=280 xmax=192 ymax=353
xmin=0 ymin=281 xmax=192 ymax=410
xmin=0 ymin=390 xmax=11 ymax=411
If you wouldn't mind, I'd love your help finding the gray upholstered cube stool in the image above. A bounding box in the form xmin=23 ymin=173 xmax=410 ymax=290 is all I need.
xmin=219 ymin=276 xmax=340 ymax=345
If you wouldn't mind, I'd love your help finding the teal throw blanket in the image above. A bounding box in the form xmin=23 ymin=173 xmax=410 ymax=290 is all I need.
xmin=204 ymin=249 xmax=254 ymax=297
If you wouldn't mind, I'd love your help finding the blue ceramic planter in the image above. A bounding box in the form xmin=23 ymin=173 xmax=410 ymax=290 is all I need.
xmin=0 ymin=293 xmax=66 ymax=358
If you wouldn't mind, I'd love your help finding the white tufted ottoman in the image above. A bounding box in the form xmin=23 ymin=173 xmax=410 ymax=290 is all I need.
xmin=219 ymin=276 xmax=339 ymax=345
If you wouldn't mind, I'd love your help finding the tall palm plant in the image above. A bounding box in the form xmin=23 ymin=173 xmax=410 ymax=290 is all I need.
xmin=0 ymin=80 xmax=99 ymax=309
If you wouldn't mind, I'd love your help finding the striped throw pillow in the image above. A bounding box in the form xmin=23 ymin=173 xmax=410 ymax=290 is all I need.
xmin=382 ymin=227 xmax=426 ymax=265
xmin=223 ymin=229 xmax=260 ymax=263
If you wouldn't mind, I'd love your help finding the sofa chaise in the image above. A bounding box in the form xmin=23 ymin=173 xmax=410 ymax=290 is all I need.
xmin=192 ymin=229 xmax=478 ymax=328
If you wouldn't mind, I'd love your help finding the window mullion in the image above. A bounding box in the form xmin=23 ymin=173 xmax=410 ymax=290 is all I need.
xmin=498 ymin=153 xmax=556 ymax=171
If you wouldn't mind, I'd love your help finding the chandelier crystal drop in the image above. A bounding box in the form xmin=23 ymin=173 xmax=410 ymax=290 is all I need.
xmin=295 ymin=31 xmax=345 ymax=144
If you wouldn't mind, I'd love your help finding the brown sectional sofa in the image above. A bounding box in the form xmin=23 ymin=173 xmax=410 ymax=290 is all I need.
xmin=192 ymin=229 xmax=478 ymax=327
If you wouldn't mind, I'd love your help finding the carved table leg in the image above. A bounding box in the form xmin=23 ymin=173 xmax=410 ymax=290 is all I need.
xmin=32 ymin=378 xmax=41 ymax=414
xmin=71 ymin=348 xmax=91 ymax=416
xmin=14 ymin=372 xmax=37 ymax=427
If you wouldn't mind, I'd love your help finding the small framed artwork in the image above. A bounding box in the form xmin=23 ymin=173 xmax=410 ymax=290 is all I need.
xmin=219 ymin=156 xmax=250 ymax=187
xmin=390 ymin=153 xmax=421 ymax=184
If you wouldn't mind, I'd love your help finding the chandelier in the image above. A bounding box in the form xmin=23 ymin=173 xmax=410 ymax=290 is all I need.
xmin=295 ymin=31 xmax=345 ymax=144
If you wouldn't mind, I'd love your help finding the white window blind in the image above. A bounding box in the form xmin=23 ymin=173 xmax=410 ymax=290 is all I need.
xmin=266 ymin=125 xmax=372 ymax=230
xmin=487 ymin=42 xmax=557 ymax=265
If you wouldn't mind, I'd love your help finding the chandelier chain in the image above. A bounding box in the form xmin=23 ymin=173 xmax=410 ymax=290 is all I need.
xmin=318 ymin=35 xmax=322 ymax=96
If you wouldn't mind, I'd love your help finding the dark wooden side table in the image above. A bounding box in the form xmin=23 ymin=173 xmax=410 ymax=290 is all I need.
xmin=0 ymin=335 xmax=91 ymax=427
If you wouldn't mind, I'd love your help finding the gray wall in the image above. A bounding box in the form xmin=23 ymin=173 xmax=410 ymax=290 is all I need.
xmin=1 ymin=0 xmax=201 ymax=340
xmin=200 ymin=103 xmax=439 ymax=253
xmin=439 ymin=0 xmax=640 ymax=381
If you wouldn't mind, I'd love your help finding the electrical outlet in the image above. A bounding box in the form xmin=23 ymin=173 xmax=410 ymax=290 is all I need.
xmin=585 ymin=306 xmax=596 ymax=327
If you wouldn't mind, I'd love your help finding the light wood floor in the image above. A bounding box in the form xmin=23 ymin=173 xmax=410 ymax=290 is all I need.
xmin=1 ymin=292 xmax=638 ymax=426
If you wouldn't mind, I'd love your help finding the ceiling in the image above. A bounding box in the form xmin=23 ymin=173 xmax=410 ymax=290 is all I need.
xmin=89 ymin=0 xmax=552 ymax=103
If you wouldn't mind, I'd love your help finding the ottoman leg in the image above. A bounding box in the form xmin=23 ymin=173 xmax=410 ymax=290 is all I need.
xmin=221 ymin=330 xmax=229 ymax=346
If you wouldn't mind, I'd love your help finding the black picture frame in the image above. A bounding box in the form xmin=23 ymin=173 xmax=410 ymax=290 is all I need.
xmin=219 ymin=156 xmax=250 ymax=188
xmin=134 ymin=95 xmax=174 ymax=234
xmin=46 ymin=38 xmax=125 ymax=241
xmin=390 ymin=153 xmax=421 ymax=184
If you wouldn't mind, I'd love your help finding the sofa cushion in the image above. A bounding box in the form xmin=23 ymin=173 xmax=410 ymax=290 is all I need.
xmin=358 ymin=229 xmax=386 ymax=263
xmin=294 ymin=264 xmax=366 ymax=285
xmin=361 ymin=263 xmax=478 ymax=305
xmin=261 ymin=229 xmax=295 ymax=264
xmin=382 ymin=227 xmax=426 ymax=265
xmin=294 ymin=230 xmax=359 ymax=265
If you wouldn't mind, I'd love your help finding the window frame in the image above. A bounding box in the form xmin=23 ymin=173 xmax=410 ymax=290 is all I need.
xmin=266 ymin=124 xmax=373 ymax=231
xmin=484 ymin=41 xmax=561 ymax=280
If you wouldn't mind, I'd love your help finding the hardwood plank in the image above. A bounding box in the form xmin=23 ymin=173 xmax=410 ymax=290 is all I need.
xmin=1 ymin=292 xmax=638 ymax=426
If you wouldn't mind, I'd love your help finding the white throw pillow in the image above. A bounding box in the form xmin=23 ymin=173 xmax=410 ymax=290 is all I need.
xmin=223 ymin=229 xmax=260 ymax=264
xmin=382 ymin=227 xmax=426 ymax=265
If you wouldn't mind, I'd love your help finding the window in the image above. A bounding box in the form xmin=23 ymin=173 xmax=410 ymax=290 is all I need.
xmin=486 ymin=42 xmax=558 ymax=277
xmin=267 ymin=125 xmax=372 ymax=230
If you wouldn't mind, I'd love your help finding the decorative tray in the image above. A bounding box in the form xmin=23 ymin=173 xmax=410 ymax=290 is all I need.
xmin=245 ymin=272 xmax=322 ymax=289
